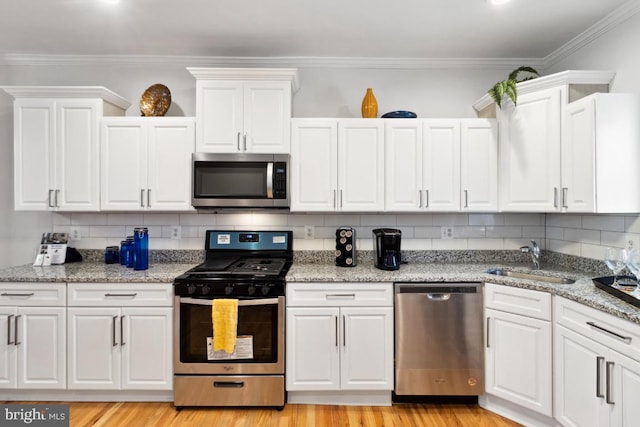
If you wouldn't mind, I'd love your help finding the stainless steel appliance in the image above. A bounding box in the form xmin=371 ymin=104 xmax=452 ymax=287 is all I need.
xmin=373 ymin=228 xmax=402 ymax=270
xmin=394 ymin=282 xmax=484 ymax=396
xmin=192 ymin=153 xmax=289 ymax=209
xmin=173 ymin=230 xmax=293 ymax=408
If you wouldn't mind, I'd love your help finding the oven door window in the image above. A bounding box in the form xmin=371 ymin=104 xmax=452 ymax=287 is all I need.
xmin=179 ymin=299 xmax=279 ymax=363
xmin=194 ymin=162 xmax=268 ymax=198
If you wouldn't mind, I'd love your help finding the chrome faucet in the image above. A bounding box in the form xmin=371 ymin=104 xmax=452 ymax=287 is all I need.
xmin=520 ymin=240 xmax=541 ymax=270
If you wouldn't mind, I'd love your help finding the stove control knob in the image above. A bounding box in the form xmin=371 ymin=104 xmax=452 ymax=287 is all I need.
xmin=224 ymin=285 xmax=234 ymax=296
xmin=247 ymin=285 xmax=256 ymax=296
xmin=187 ymin=285 xmax=197 ymax=295
xmin=261 ymin=285 xmax=270 ymax=296
xmin=201 ymin=285 xmax=211 ymax=295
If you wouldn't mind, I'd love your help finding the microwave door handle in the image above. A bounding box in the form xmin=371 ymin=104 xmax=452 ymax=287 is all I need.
xmin=180 ymin=297 xmax=280 ymax=306
xmin=266 ymin=162 xmax=274 ymax=199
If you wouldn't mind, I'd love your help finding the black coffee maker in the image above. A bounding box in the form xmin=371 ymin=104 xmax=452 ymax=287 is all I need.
xmin=373 ymin=228 xmax=402 ymax=271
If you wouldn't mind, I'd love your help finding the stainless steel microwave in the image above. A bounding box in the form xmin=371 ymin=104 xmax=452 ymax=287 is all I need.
xmin=192 ymin=153 xmax=289 ymax=209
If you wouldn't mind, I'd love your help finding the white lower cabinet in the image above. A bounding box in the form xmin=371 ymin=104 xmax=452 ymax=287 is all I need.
xmin=482 ymin=283 xmax=553 ymax=421
xmin=554 ymin=297 xmax=640 ymax=427
xmin=0 ymin=283 xmax=66 ymax=390
xmin=67 ymin=283 xmax=173 ymax=391
xmin=286 ymin=282 xmax=393 ymax=405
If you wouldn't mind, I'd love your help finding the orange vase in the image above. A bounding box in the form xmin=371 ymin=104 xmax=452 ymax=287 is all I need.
xmin=361 ymin=88 xmax=378 ymax=118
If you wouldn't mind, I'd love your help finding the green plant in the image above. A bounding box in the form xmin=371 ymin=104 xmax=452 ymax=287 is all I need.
xmin=488 ymin=66 xmax=540 ymax=108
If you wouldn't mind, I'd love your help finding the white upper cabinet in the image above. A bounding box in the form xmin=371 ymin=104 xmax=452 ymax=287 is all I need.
xmin=101 ymin=117 xmax=195 ymax=211
xmin=3 ymin=87 xmax=130 ymax=211
xmin=188 ymin=68 xmax=298 ymax=153
xmin=290 ymin=119 xmax=384 ymax=212
xmin=385 ymin=118 xmax=497 ymax=212
xmin=562 ymin=93 xmax=640 ymax=213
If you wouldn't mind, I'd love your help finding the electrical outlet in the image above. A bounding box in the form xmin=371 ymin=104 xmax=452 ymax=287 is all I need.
xmin=170 ymin=225 xmax=181 ymax=240
xmin=70 ymin=227 xmax=81 ymax=241
xmin=441 ymin=226 xmax=454 ymax=240
xmin=304 ymin=225 xmax=315 ymax=239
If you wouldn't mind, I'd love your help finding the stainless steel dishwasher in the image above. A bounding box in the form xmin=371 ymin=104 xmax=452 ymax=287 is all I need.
xmin=394 ymin=282 xmax=484 ymax=396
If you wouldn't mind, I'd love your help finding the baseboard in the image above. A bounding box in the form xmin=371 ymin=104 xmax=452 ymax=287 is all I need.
xmin=479 ymin=394 xmax=560 ymax=427
xmin=0 ymin=390 xmax=173 ymax=402
xmin=287 ymin=390 xmax=392 ymax=406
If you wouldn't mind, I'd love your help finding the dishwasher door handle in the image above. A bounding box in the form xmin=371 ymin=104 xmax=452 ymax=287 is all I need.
xmin=427 ymin=293 xmax=451 ymax=301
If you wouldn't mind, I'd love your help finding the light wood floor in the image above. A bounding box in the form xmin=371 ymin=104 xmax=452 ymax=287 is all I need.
xmin=11 ymin=401 xmax=522 ymax=426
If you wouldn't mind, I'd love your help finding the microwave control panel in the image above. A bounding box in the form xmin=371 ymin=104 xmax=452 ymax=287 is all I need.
xmin=273 ymin=162 xmax=287 ymax=199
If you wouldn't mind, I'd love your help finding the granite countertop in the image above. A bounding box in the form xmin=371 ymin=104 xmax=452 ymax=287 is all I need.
xmin=1 ymin=258 xmax=639 ymax=325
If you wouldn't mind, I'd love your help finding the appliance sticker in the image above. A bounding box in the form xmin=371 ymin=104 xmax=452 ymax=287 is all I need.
xmin=272 ymin=235 xmax=286 ymax=244
xmin=206 ymin=336 xmax=254 ymax=360
xmin=217 ymin=234 xmax=231 ymax=245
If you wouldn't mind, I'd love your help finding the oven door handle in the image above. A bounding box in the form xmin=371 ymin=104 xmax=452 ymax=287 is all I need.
xmin=179 ymin=297 xmax=280 ymax=306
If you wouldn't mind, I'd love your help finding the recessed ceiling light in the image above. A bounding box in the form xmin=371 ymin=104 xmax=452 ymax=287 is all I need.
xmin=102 ymin=0 xmax=120 ymax=4
xmin=486 ymin=0 xmax=512 ymax=5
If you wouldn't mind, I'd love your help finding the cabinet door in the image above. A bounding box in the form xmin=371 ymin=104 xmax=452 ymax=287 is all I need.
xmin=121 ymin=307 xmax=173 ymax=390
xmin=554 ymin=324 xmax=610 ymax=427
xmin=422 ymin=120 xmax=460 ymax=211
xmin=101 ymin=119 xmax=148 ymax=210
xmin=384 ymin=120 xmax=422 ymax=211
xmin=286 ymin=307 xmax=340 ymax=391
xmin=244 ymin=81 xmax=291 ymax=153
xmin=17 ymin=307 xmax=66 ymax=389
xmin=499 ymin=87 xmax=562 ymax=212
xmin=13 ymin=99 xmax=55 ymax=210
xmin=338 ymin=120 xmax=385 ymax=211
xmin=67 ymin=307 xmax=121 ymax=390
xmin=562 ymin=96 xmax=596 ymax=212
xmin=290 ymin=119 xmax=338 ymax=211
xmin=56 ymin=100 xmax=100 ymax=211
xmin=0 ymin=308 xmax=18 ymax=388
xmin=147 ymin=119 xmax=195 ymax=211
xmin=461 ymin=119 xmax=498 ymax=211
xmin=485 ymin=308 xmax=552 ymax=416
xmin=611 ymin=350 xmax=640 ymax=427
xmin=341 ymin=307 xmax=393 ymax=390
xmin=195 ymin=80 xmax=243 ymax=152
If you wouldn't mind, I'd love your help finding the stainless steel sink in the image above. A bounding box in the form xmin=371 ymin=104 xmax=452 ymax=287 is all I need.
xmin=486 ymin=268 xmax=576 ymax=284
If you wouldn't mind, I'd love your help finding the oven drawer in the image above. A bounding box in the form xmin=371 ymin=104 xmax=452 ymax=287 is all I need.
xmin=68 ymin=283 xmax=173 ymax=307
xmin=174 ymin=375 xmax=284 ymax=407
xmin=286 ymin=282 xmax=393 ymax=307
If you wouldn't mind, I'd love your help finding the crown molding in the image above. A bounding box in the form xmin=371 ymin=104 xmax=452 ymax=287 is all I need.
xmin=0 ymin=85 xmax=131 ymax=109
xmin=187 ymin=67 xmax=300 ymax=92
xmin=544 ymin=0 xmax=640 ymax=68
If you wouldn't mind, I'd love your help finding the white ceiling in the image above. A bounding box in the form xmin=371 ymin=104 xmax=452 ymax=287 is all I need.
xmin=0 ymin=0 xmax=634 ymax=62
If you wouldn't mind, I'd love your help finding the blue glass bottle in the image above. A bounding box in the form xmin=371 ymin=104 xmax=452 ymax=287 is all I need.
xmin=124 ymin=236 xmax=135 ymax=268
xmin=133 ymin=227 xmax=149 ymax=271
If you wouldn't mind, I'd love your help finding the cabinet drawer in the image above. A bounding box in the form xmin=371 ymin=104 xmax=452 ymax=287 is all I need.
xmin=0 ymin=283 xmax=66 ymax=306
xmin=484 ymin=282 xmax=551 ymax=321
xmin=286 ymin=282 xmax=393 ymax=307
xmin=554 ymin=296 xmax=640 ymax=363
xmin=68 ymin=283 xmax=172 ymax=307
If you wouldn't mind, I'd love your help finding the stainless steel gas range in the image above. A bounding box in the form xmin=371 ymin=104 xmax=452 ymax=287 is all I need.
xmin=172 ymin=230 xmax=292 ymax=409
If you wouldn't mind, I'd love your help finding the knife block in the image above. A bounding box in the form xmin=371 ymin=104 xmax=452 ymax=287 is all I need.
xmin=335 ymin=227 xmax=356 ymax=267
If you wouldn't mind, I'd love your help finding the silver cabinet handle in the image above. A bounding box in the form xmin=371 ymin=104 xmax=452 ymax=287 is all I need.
xmin=1 ymin=293 xmax=34 ymax=297
xmin=140 ymin=189 xmax=145 ymax=208
xmin=486 ymin=316 xmax=490 ymax=348
xmin=554 ymin=187 xmax=558 ymax=208
xmin=112 ymin=315 xmax=118 ymax=347
xmin=335 ymin=316 xmax=338 ymax=347
xmin=237 ymin=132 xmax=241 ymax=152
xmin=147 ymin=188 xmax=151 ymax=208
xmin=266 ymin=162 xmax=274 ymax=199
xmin=587 ymin=321 xmax=632 ymax=343
xmin=596 ymin=356 xmax=605 ymax=398
xmin=326 ymin=294 xmax=356 ymax=300
xmin=333 ymin=190 xmax=337 ymax=208
xmin=55 ymin=189 xmax=60 ymax=207
xmin=606 ymin=361 xmax=615 ymax=404
xmin=339 ymin=190 xmax=343 ymax=208
xmin=14 ymin=315 xmax=21 ymax=346
xmin=243 ymin=132 xmax=247 ymax=152
xmin=342 ymin=315 xmax=346 ymax=347
xmin=105 ymin=293 xmax=138 ymax=298
xmin=7 ymin=314 xmax=14 ymax=345
xmin=562 ymin=187 xmax=568 ymax=208
xmin=120 ymin=315 xmax=125 ymax=346
xmin=48 ymin=189 xmax=54 ymax=208
xmin=425 ymin=189 xmax=429 ymax=208
xmin=418 ymin=190 xmax=422 ymax=208
xmin=464 ymin=190 xmax=469 ymax=208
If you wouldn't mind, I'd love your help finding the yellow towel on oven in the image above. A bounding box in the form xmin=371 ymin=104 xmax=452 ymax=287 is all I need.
xmin=212 ymin=299 xmax=238 ymax=354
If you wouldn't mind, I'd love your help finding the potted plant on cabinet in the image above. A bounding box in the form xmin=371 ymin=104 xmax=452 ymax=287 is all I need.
xmin=488 ymin=66 xmax=540 ymax=108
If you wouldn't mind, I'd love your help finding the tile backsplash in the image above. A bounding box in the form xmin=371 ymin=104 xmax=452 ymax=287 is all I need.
xmin=53 ymin=212 xmax=545 ymax=252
